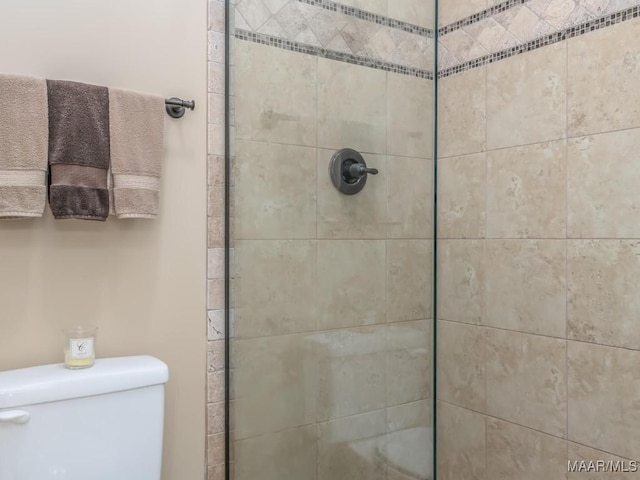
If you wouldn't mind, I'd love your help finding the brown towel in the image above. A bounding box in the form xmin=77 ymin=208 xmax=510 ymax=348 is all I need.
xmin=0 ymin=74 xmax=48 ymax=218
xmin=109 ymin=88 xmax=164 ymax=219
xmin=47 ymin=79 xmax=110 ymax=220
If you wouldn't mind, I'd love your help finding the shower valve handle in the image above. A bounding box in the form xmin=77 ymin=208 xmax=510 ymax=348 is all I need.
xmin=347 ymin=163 xmax=379 ymax=179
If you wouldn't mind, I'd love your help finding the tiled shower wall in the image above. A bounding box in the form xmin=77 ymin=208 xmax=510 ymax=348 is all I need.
xmin=207 ymin=0 xmax=434 ymax=478
xmin=229 ymin=0 xmax=434 ymax=479
xmin=437 ymin=1 xmax=640 ymax=478
xmin=206 ymin=0 xmax=226 ymax=478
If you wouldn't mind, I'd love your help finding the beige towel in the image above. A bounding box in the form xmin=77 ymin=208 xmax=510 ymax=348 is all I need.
xmin=108 ymin=87 xmax=164 ymax=219
xmin=0 ymin=74 xmax=48 ymax=218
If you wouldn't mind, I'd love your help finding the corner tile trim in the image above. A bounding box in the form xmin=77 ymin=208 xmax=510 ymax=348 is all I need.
xmin=297 ymin=0 xmax=434 ymax=38
xmin=438 ymin=0 xmax=528 ymax=35
xmin=439 ymin=5 xmax=640 ymax=78
xmin=235 ymin=29 xmax=434 ymax=79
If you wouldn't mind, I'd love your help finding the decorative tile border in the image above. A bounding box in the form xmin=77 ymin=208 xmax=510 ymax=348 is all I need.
xmin=439 ymin=5 xmax=640 ymax=77
xmin=234 ymin=0 xmax=434 ymax=73
xmin=438 ymin=0 xmax=640 ymax=71
xmin=439 ymin=0 xmax=528 ymax=35
xmin=298 ymin=0 xmax=434 ymax=37
xmin=235 ymin=29 xmax=434 ymax=79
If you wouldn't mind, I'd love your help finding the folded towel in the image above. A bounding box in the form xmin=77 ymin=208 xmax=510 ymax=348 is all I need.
xmin=0 ymin=74 xmax=48 ymax=218
xmin=108 ymin=87 xmax=164 ymax=219
xmin=47 ymin=79 xmax=110 ymax=220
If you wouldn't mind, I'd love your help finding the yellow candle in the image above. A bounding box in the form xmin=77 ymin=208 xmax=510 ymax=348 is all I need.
xmin=63 ymin=327 xmax=98 ymax=369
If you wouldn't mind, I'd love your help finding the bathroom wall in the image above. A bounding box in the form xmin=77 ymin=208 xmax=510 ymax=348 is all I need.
xmin=0 ymin=1 xmax=207 ymax=479
xmin=219 ymin=0 xmax=435 ymax=478
xmin=437 ymin=1 xmax=640 ymax=478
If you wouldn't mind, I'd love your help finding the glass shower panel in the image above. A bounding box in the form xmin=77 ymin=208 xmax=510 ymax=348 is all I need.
xmin=229 ymin=0 xmax=436 ymax=478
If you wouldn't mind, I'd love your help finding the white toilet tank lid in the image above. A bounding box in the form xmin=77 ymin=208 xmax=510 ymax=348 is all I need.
xmin=0 ymin=355 xmax=169 ymax=409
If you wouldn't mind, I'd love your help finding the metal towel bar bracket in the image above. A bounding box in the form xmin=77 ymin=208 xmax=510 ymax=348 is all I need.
xmin=165 ymin=97 xmax=195 ymax=119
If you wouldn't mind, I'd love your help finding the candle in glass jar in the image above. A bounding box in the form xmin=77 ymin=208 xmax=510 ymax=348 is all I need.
xmin=63 ymin=326 xmax=98 ymax=369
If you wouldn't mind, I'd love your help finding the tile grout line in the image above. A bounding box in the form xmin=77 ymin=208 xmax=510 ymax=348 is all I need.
xmin=438 ymin=317 xmax=640 ymax=353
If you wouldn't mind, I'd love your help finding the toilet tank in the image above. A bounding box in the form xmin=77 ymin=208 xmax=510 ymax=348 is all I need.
xmin=0 ymin=355 xmax=169 ymax=480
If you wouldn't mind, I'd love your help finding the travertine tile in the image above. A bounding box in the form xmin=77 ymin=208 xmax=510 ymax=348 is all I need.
xmin=485 ymin=240 xmax=566 ymax=338
xmin=318 ymin=58 xmax=387 ymax=154
xmin=314 ymin=325 xmax=387 ymax=420
xmin=208 ymin=371 xmax=225 ymax=404
xmin=208 ymin=154 xmax=225 ymax=187
xmin=487 ymin=42 xmax=566 ymax=149
xmin=207 ymin=463 xmax=225 ymax=480
xmin=317 ymin=149 xmax=387 ymax=239
xmin=438 ymin=67 xmax=486 ymax=158
xmin=437 ymin=152 xmax=486 ymax=239
xmin=437 ymin=240 xmax=485 ymax=324
xmin=233 ymin=334 xmax=318 ymax=438
xmin=387 ymin=320 xmax=432 ymax=405
xmin=487 ymin=141 xmax=566 ymax=238
xmin=208 ymin=309 xmax=225 ymax=341
xmin=208 ymin=61 xmax=225 ymax=95
xmin=335 ymin=0 xmax=387 ymax=16
xmin=486 ymin=329 xmax=567 ymax=437
xmin=387 ymin=73 xmax=433 ymax=158
xmin=208 ymin=123 xmax=225 ymax=156
xmin=437 ymin=402 xmax=486 ymax=480
xmin=438 ymin=0 xmax=486 ymax=27
xmin=208 ymin=248 xmax=225 ymax=279
xmin=235 ymin=0 xmax=271 ymax=31
xmin=437 ymin=321 xmax=485 ymax=411
xmin=387 ymin=240 xmax=433 ymax=322
xmin=317 ymin=240 xmax=386 ymax=329
xmin=209 ymin=0 xmax=225 ymax=33
xmin=387 ymin=157 xmax=433 ymax=239
xmin=236 ymin=40 xmax=317 ymax=145
xmin=234 ymin=425 xmax=317 ymax=480
xmin=234 ymin=240 xmax=317 ymax=338
xmin=568 ymin=16 xmax=640 ymax=136
xmin=234 ymin=140 xmax=316 ymax=239
xmin=568 ymin=240 xmax=640 ymax=350
xmin=389 ymin=0 xmax=435 ymax=30
xmin=208 ymin=217 xmax=224 ymax=248
xmin=208 ymin=402 xmax=225 ymax=434
xmin=207 ymin=433 xmax=225 ymax=467
xmin=387 ymin=399 xmax=432 ymax=433
xmin=208 ymin=278 xmax=225 ymax=310
xmin=208 ymin=340 xmax=225 ymax=372
xmin=439 ymin=29 xmax=489 ymax=64
xmin=568 ymin=131 xmax=640 ymax=238
xmin=568 ymin=341 xmax=640 ymax=460
xmin=567 ymin=443 xmax=640 ymax=479
xmin=208 ymin=30 xmax=225 ymax=63
xmin=318 ymin=410 xmax=387 ymax=480
xmin=487 ymin=418 xmax=568 ymax=480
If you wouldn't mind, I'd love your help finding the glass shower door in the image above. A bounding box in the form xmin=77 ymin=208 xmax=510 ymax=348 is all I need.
xmin=228 ymin=1 xmax=435 ymax=478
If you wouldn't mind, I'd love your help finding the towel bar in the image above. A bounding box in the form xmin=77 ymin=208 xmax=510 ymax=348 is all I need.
xmin=165 ymin=97 xmax=195 ymax=118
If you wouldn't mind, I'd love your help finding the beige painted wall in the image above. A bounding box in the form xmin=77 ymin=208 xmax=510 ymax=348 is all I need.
xmin=0 ymin=1 xmax=207 ymax=479
xmin=437 ymin=11 xmax=640 ymax=480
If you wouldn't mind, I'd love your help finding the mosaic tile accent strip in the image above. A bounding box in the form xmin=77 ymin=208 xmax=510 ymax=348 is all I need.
xmin=235 ymin=29 xmax=434 ymax=79
xmin=439 ymin=5 xmax=640 ymax=77
xmin=439 ymin=0 xmax=529 ymax=35
xmin=298 ymin=0 xmax=434 ymax=37
xmin=234 ymin=0 xmax=434 ymax=72
xmin=439 ymin=0 xmax=640 ymax=72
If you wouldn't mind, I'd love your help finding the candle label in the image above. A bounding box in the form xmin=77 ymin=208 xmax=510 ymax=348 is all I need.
xmin=69 ymin=337 xmax=94 ymax=359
